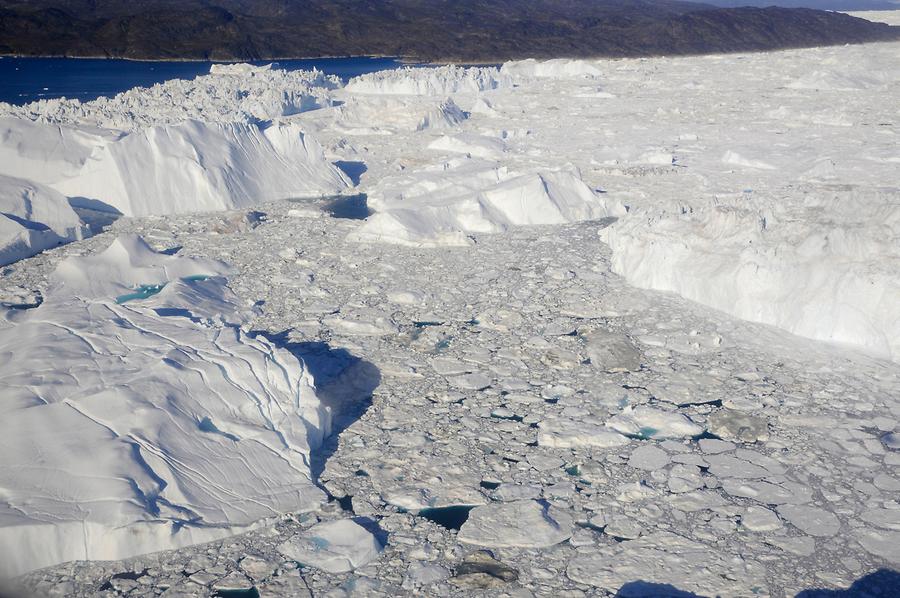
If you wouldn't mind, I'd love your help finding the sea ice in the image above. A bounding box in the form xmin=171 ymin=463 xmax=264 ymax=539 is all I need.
xmin=567 ymin=532 xmax=766 ymax=595
xmin=458 ymin=500 xmax=573 ymax=549
xmin=606 ymin=405 xmax=704 ymax=440
xmin=277 ymin=519 xmax=383 ymax=574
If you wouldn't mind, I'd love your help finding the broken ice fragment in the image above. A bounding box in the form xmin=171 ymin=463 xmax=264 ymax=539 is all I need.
xmin=854 ymin=528 xmax=900 ymax=564
xmin=776 ymin=505 xmax=841 ymax=537
xmin=707 ymin=410 xmax=769 ymax=443
xmin=458 ymin=500 xmax=573 ymax=548
xmin=567 ymin=532 xmax=767 ymax=595
xmin=538 ymin=417 xmax=629 ymax=448
xmin=627 ymin=445 xmax=670 ymax=471
xmin=606 ymin=406 xmax=704 ymax=440
xmin=278 ymin=519 xmax=384 ymax=574
xmin=741 ymin=506 xmax=783 ymax=532
xmin=451 ymin=550 xmax=519 ymax=589
xmin=584 ymin=331 xmax=643 ymax=373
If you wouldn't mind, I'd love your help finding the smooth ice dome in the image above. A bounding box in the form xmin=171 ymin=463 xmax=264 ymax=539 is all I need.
xmin=0 ymin=235 xmax=331 ymax=578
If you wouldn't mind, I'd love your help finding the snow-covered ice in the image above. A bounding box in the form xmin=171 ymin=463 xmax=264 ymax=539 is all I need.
xmin=0 ymin=117 xmax=349 ymax=217
xmin=0 ymin=235 xmax=330 ymax=578
xmin=277 ymin=519 xmax=383 ymax=573
xmin=0 ymin=175 xmax=86 ymax=266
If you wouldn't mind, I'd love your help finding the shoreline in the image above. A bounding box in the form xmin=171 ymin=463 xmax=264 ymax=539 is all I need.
xmin=3 ymin=35 xmax=900 ymax=67
xmin=0 ymin=53 xmax=413 ymax=63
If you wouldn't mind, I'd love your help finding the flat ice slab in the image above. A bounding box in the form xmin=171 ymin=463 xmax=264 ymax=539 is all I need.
xmin=278 ymin=519 xmax=383 ymax=573
xmin=458 ymin=500 xmax=573 ymax=548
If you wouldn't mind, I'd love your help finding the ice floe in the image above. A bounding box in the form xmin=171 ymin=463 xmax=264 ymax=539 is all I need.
xmin=277 ymin=518 xmax=383 ymax=573
xmin=458 ymin=500 xmax=573 ymax=548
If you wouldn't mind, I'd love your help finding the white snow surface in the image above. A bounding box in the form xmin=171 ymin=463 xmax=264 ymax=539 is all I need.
xmin=0 ymin=175 xmax=87 ymax=266
xmin=0 ymin=235 xmax=330 ymax=578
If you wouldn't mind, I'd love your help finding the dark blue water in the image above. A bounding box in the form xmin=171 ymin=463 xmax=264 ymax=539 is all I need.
xmin=0 ymin=56 xmax=403 ymax=106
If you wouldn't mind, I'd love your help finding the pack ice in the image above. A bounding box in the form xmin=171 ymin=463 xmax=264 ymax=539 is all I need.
xmin=0 ymin=235 xmax=331 ymax=578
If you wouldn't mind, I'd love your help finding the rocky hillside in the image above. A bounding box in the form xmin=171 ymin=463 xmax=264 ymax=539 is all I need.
xmin=0 ymin=0 xmax=897 ymax=61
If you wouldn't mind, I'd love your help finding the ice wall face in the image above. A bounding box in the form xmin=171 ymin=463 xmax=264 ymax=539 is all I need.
xmin=0 ymin=235 xmax=331 ymax=578
xmin=0 ymin=118 xmax=350 ymax=217
xmin=0 ymin=175 xmax=87 ymax=266
xmin=345 ymin=65 xmax=508 ymax=95
xmin=601 ymin=188 xmax=900 ymax=361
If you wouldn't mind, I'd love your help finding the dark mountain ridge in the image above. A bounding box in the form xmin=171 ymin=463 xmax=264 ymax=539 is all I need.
xmin=0 ymin=0 xmax=897 ymax=62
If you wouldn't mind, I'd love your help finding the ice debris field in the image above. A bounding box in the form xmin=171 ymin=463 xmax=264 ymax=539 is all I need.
xmin=1 ymin=31 xmax=900 ymax=598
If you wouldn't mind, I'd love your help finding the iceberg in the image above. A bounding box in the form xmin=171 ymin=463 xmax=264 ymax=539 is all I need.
xmin=0 ymin=117 xmax=350 ymax=217
xmin=0 ymin=235 xmax=331 ymax=578
xmin=602 ymin=188 xmax=900 ymax=361
xmin=1 ymin=62 xmax=337 ymax=130
xmin=501 ymin=58 xmax=603 ymax=80
xmin=346 ymin=65 xmax=507 ymax=96
xmin=0 ymin=175 xmax=87 ymax=266
xmin=350 ymin=159 xmax=623 ymax=246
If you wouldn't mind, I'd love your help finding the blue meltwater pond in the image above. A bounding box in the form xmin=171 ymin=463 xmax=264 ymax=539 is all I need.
xmin=115 ymin=275 xmax=213 ymax=304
